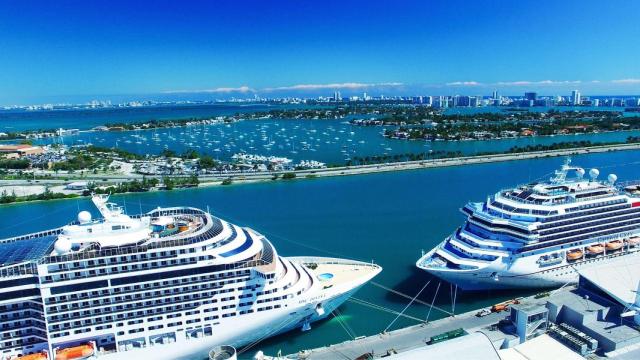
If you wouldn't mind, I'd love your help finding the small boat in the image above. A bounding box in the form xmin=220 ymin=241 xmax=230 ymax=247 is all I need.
xmin=177 ymin=222 xmax=190 ymax=232
xmin=566 ymin=249 xmax=583 ymax=261
xmin=537 ymin=254 xmax=563 ymax=266
xmin=606 ymin=240 xmax=623 ymax=251
xmin=55 ymin=343 xmax=94 ymax=360
xmin=586 ymin=244 xmax=605 ymax=255
xmin=626 ymin=236 xmax=640 ymax=246
xmin=16 ymin=352 xmax=48 ymax=360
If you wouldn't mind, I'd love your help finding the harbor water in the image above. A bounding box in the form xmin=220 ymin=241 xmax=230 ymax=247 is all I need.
xmin=2 ymin=150 xmax=640 ymax=358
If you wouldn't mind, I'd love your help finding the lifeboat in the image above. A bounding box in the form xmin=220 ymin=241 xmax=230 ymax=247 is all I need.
xmin=177 ymin=222 xmax=189 ymax=232
xmin=606 ymin=240 xmax=623 ymax=251
xmin=627 ymin=237 xmax=640 ymax=246
xmin=55 ymin=344 xmax=94 ymax=360
xmin=566 ymin=249 xmax=583 ymax=261
xmin=586 ymin=244 xmax=605 ymax=255
xmin=17 ymin=353 xmax=48 ymax=360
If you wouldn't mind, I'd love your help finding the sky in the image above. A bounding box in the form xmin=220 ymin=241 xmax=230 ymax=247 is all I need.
xmin=1 ymin=0 xmax=640 ymax=105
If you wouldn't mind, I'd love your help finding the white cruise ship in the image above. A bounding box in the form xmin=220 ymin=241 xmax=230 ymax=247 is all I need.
xmin=417 ymin=159 xmax=640 ymax=290
xmin=0 ymin=195 xmax=380 ymax=360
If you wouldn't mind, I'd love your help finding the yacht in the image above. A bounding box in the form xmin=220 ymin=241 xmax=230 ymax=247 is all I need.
xmin=0 ymin=195 xmax=380 ymax=359
xmin=417 ymin=159 xmax=640 ymax=290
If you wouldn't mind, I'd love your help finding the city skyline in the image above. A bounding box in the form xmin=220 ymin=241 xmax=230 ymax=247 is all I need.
xmin=1 ymin=0 xmax=640 ymax=104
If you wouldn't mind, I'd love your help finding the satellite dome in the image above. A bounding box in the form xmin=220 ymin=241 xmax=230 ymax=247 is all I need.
xmin=608 ymin=173 xmax=618 ymax=184
xmin=54 ymin=238 xmax=72 ymax=255
xmin=576 ymin=168 xmax=585 ymax=178
xmin=589 ymin=168 xmax=600 ymax=179
xmin=78 ymin=211 xmax=92 ymax=224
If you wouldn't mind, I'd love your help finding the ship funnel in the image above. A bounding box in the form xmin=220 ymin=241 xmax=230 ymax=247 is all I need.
xmin=608 ymin=173 xmax=618 ymax=184
xmin=589 ymin=168 xmax=600 ymax=180
xmin=576 ymin=168 xmax=585 ymax=178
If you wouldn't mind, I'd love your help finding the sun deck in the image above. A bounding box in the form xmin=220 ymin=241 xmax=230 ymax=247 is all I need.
xmin=297 ymin=258 xmax=382 ymax=289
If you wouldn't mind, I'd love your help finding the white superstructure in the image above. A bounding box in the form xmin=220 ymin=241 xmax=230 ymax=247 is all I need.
xmin=417 ymin=159 xmax=640 ymax=290
xmin=0 ymin=195 xmax=380 ymax=360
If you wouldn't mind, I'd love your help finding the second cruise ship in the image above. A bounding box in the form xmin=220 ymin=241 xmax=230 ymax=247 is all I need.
xmin=417 ymin=159 xmax=640 ymax=290
xmin=0 ymin=195 xmax=381 ymax=360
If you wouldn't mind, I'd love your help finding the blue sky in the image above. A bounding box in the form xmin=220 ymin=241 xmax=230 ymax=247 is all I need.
xmin=1 ymin=0 xmax=639 ymax=104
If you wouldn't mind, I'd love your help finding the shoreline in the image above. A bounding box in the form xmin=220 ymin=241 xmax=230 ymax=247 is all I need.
xmin=2 ymin=142 xmax=640 ymax=206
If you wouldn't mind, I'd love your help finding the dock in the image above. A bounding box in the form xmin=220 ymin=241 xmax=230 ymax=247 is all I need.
xmin=268 ymin=296 xmax=535 ymax=359
xmin=260 ymin=252 xmax=640 ymax=360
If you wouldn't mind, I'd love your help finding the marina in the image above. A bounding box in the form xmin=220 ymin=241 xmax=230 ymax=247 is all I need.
xmin=23 ymin=118 xmax=640 ymax=165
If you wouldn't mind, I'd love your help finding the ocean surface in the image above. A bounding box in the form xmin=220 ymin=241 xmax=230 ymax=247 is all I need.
xmin=2 ymin=150 xmax=640 ymax=358
xmin=0 ymin=103 xmax=307 ymax=132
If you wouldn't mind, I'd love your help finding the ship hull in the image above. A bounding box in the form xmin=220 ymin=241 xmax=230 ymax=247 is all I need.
xmin=420 ymin=247 xmax=639 ymax=291
xmin=97 ymin=283 xmax=367 ymax=360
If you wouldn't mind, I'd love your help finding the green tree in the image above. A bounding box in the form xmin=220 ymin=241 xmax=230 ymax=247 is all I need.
xmin=198 ymin=155 xmax=216 ymax=169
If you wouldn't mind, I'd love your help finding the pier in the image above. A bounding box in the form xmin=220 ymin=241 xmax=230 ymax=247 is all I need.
xmin=261 ymin=293 xmax=526 ymax=359
xmin=263 ymin=253 xmax=640 ymax=359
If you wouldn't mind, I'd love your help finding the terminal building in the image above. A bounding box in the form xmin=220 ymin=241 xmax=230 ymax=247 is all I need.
xmin=0 ymin=144 xmax=44 ymax=158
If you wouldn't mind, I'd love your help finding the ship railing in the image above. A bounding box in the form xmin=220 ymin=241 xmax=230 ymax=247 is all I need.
xmin=288 ymin=256 xmax=380 ymax=269
xmin=500 ymin=190 xmax=618 ymax=206
xmin=617 ymin=180 xmax=640 ymax=188
xmin=0 ymin=227 xmax=63 ymax=244
xmin=39 ymin=217 xmax=224 ymax=265
xmin=0 ymin=262 xmax=38 ymax=279
xmin=516 ymin=229 xmax=635 ymax=255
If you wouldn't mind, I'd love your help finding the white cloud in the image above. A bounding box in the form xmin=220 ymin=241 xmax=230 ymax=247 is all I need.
xmin=163 ymin=86 xmax=254 ymax=94
xmin=495 ymin=80 xmax=581 ymax=86
xmin=264 ymin=82 xmax=403 ymax=91
xmin=611 ymin=78 xmax=640 ymax=84
xmin=445 ymin=81 xmax=482 ymax=86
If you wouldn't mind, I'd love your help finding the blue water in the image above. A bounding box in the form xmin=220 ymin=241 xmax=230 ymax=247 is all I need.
xmin=0 ymin=103 xmax=308 ymax=132
xmin=2 ymin=150 xmax=640 ymax=358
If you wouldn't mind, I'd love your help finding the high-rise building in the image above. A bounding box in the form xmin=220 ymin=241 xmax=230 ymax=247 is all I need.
xmin=456 ymin=96 xmax=471 ymax=107
xmin=571 ymin=90 xmax=581 ymax=105
xmin=524 ymin=92 xmax=537 ymax=101
xmin=492 ymin=90 xmax=499 ymax=100
xmin=333 ymin=91 xmax=341 ymax=102
xmin=424 ymin=96 xmax=433 ymax=107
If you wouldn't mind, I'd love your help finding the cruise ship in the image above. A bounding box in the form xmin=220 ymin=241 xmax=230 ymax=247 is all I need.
xmin=0 ymin=195 xmax=381 ymax=360
xmin=417 ymin=159 xmax=640 ymax=290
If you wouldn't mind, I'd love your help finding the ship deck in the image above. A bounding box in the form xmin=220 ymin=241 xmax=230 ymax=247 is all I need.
xmin=310 ymin=262 xmax=380 ymax=288
xmin=288 ymin=257 xmax=381 ymax=290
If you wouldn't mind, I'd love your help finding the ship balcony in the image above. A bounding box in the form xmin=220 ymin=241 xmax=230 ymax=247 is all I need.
xmin=433 ymin=243 xmax=493 ymax=268
xmin=417 ymin=248 xmax=481 ymax=271
xmin=472 ymin=207 xmax=534 ymax=230
xmin=448 ymin=237 xmax=507 ymax=258
xmin=456 ymin=228 xmax=510 ymax=249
